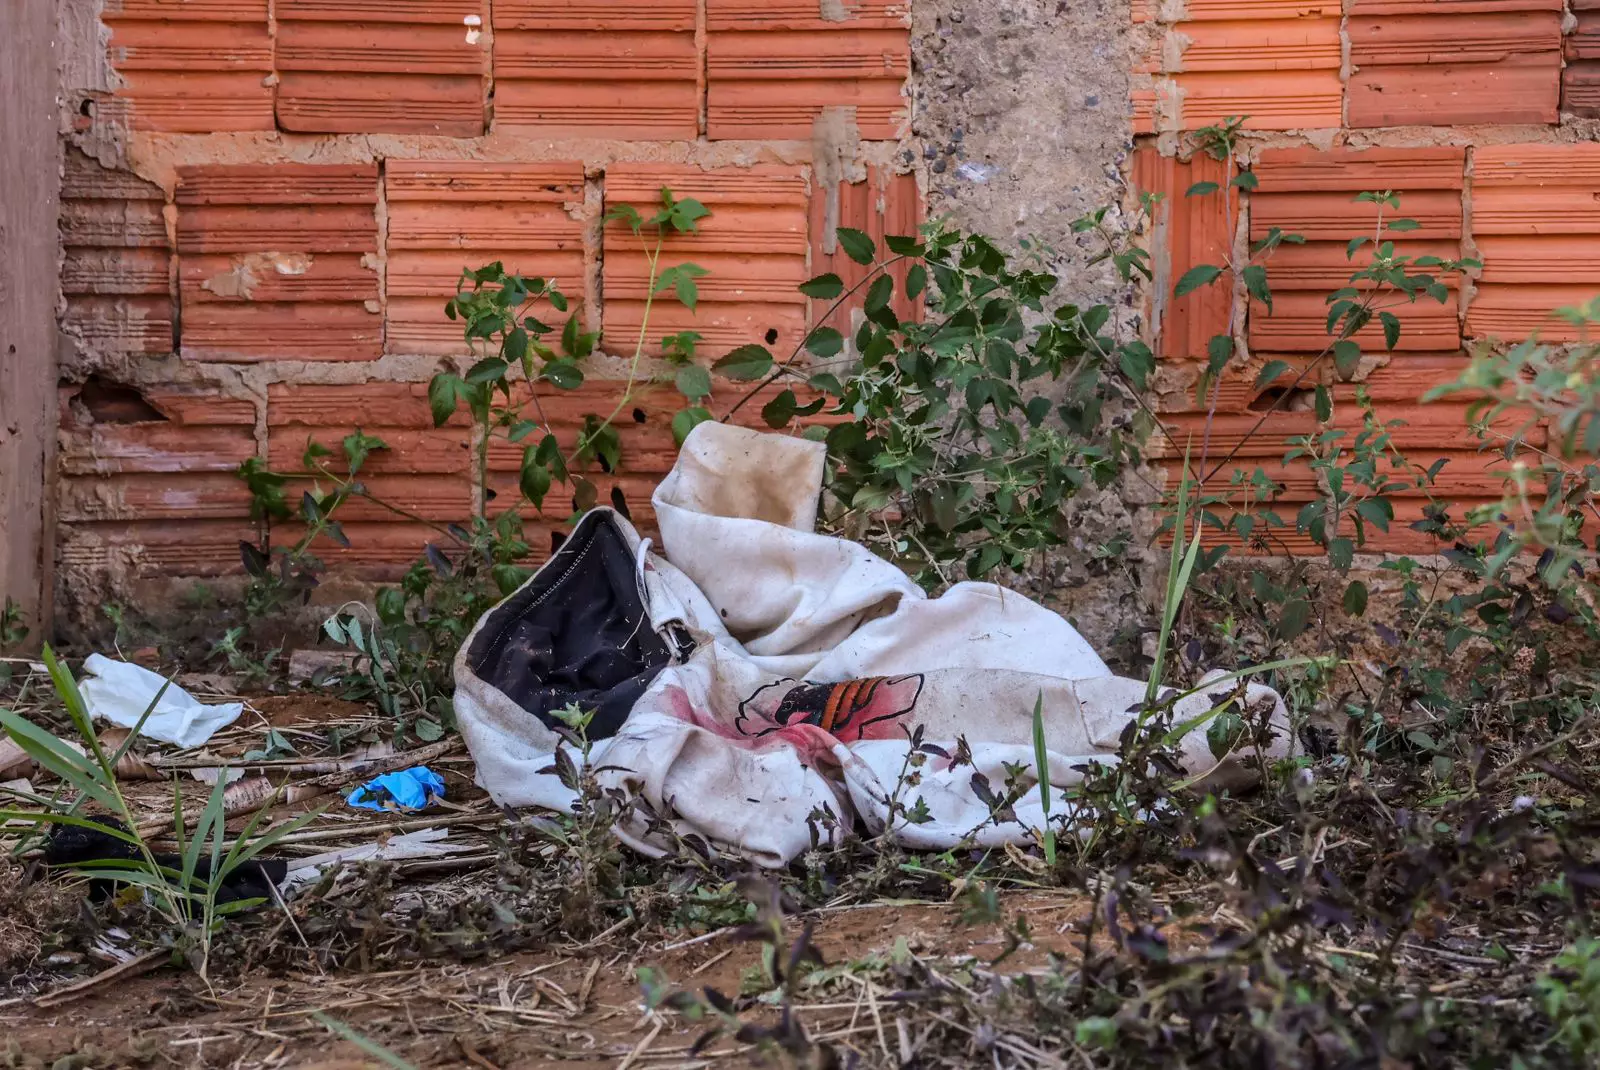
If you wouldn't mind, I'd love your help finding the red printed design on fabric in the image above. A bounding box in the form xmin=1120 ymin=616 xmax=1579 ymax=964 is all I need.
xmin=735 ymin=675 xmax=924 ymax=742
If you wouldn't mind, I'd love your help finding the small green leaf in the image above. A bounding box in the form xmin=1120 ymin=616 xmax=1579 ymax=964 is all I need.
xmin=671 ymin=406 xmax=713 ymax=445
xmin=761 ymin=389 xmax=798 ymax=429
xmin=1119 ymin=341 xmax=1154 ymax=391
xmin=1380 ymin=311 xmax=1401 ymax=351
xmin=1355 ymin=496 xmax=1393 ymax=532
xmin=1343 ymin=580 xmax=1368 ymax=617
xmin=1314 ymin=384 xmax=1332 ymax=422
xmin=1174 ymin=264 xmax=1223 ymax=297
xmin=906 ymin=263 xmax=927 ymax=299
xmin=799 ymin=273 xmax=844 ymax=299
xmin=804 ymin=327 xmax=844 ymax=358
xmin=1230 ymin=171 xmax=1259 ymax=190
xmin=884 ymin=234 xmax=922 ymax=255
xmin=465 ymin=357 xmax=507 ymax=385
xmin=1242 ymin=264 xmax=1271 ymax=312
xmin=1255 ymin=359 xmax=1292 ymax=388
xmin=674 ymin=364 xmax=712 ymax=400
xmin=1185 ymin=181 xmax=1220 ymax=197
xmin=1387 ymin=218 xmax=1420 ymax=233
xmin=427 ymin=374 xmax=461 ymax=427
xmin=1206 ymin=334 xmax=1233 ymax=375
xmin=864 ymin=273 xmax=894 ymax=313
xmin=413 ymin=717 xmax=444 ymax=742
xmin=836 ymin=227 xmax=876 ymax=265
xmin=543 ymin=360 xmax=584 ymax=390
xmin=1277 ymin=599 xmax=1311 ymax=640
xmin=323 ymin=616 xmax=348 ymax=644
xmin=712 ymin=344 xmax=774 ymax=382
xmin=520 ymin=452 xmax=552 ymax=509
xmin=1333 ymin=340 xmax=1361 ymax=380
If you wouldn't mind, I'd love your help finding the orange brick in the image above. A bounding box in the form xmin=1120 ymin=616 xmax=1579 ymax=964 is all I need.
xmin=492 ymin=0 xmax=698 ymax=138
xmin=706 ymin=0 xmax=910 ymax=139
xmin=275 ymin=0 xmax=488 ymax=136
xmin=1132 ymin=148 xmax=1234 ymax=360
xmin=176 ymin=165 xmax=381 ymax=361
xmin=384 ymin=162 xmax=586 ymax=355
xmin=1155 ymin=15 xmax=1343 ymax=131
xmin=58 ymin=150 xmax=173 ymax=357
xmin=808 ymin=166 xmax=921 ymax=335
xmin=1347 ymin=0 xmax=1561 ymax=127
xmin=1470 ymin=144 xmax=1600 ymax=342
xmin=56 ymin=381 xmax=257 ymax=573
xmin=1156 ymin=347 xmax=1538 ymax=555
xmin=602 ymin=164 xmax=809 ymax=358
xmin=1249 ymin=147 xmax=1465 ymax=353
xmin=267 ymin=382 xmax=473 ymax=532
xmin=1565 ymin=2 xmax=1600 ymax=116
xmin=58 ymin=520 xmax=259 ymax=578
xmin=1182 ymin=0 xmax=1341 ymax=15
xmin=103 ymin=0 xmax=273 ymax=132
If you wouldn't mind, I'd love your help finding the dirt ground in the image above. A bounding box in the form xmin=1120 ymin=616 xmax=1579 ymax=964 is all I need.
xmin=1 ymin=890 xmax=1112 ymax=1069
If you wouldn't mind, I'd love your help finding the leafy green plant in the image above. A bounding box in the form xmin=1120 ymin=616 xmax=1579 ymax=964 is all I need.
xmin=0 ymin=647 xmax=317 ymax=980
xmin=1538 ymin=938 xmax=1600 ymax=1062
xmin=237 ymin=430 xmax=389 ymax=619
xmin=719 ymin=219 xmax=1152 ymax=587
xmin=0 ymin=597 xmax=27 ymax=651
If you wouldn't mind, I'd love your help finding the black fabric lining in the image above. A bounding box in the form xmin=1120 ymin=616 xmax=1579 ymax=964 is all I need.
xmin=465 ymin=510 xmax=672 ymax=740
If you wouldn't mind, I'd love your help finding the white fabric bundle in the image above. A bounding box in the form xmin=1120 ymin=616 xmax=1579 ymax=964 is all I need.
xmin=455 ymin=422 xmax=1292 ymax=867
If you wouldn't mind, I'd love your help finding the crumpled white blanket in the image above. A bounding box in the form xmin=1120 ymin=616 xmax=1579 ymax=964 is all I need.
xmin=455 ymin=422 xmax=1292 ymax=867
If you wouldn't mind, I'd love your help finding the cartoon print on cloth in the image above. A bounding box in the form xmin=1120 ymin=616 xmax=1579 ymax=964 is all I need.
xmin=452 ymin=421 xmax=1296 ymax=868
xmin=735 ymin=675 xmax=924 ymax=741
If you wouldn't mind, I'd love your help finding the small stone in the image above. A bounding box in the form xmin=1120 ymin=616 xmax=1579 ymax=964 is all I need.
xmin=1085 ymin=94 xmax=1100 ymax=107
xmin=932 ymin=158 xmax=947 ymax=174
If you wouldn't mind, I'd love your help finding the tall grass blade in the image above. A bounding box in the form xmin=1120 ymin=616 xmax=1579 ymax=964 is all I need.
xmin=1030 ymin=690 xmax=1056 ymax=867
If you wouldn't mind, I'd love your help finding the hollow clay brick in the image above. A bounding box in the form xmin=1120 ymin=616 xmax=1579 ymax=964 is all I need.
xmin=1565 ymin=7 xmax=1600 ymax=116
xmin=1154 ymin=347 xmax=1537 ymax=553
xmin=808 ymin=167 xmax=921 ymax=335
xmin=706 ymin=0 xmax=910 ymax=139
xmin=1347 ymin=0 xmax=1561 ymax=127
xmin=55 ymin=382 xmax=257 ymax=571
xmin=602 ymin=164 xmax=809 ymax=359
xmin=267 ymin=382 xmax=473 ymax=540
xmin=176 ymin=165 xmax=381 ymax=361
xmin=57 ymin=520 xmax=259 ymax=577
xmin=276 ymin=0 xmax=488 ymax=136
xmin=493 ymin=0 xmax=698 ymax=138
xmin=1152 ymin=14 xmax=1342 ymax=131
xmin=384 ymin=162 xmax=586 ymax=355
xmin=1470 ymin=144 xmax=1600 ymax=343
xmin=1249 ymin=147 xmax=1465 ymax=354
xmin=58 ymin=150 xmax=174 ymax=358
xmin=1132 ymin=148 xmax=1234 ymax=361
xmin=102 ymin=0 xmax=273 ymax=132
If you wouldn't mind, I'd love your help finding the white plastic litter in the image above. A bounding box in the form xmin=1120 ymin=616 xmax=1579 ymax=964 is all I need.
xmin=283 ymin=827 xmax=475 ymax=890
xmin=79 ymin=654 xmax=243 ymax=749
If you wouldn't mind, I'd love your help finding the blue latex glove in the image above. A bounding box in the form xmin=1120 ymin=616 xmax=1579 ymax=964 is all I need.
xmin=347 ymin=766 xmax=446 ymax=812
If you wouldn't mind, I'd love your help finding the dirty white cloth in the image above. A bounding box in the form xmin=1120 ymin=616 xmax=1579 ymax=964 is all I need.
xmin=80 ymin=654 xmax=243 ymax=749
xmin=455 ymin=423 xmax=1292 ymax=867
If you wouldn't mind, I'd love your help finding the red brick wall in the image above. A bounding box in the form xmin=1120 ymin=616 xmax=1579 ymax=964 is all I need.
xmin=1133 ymin=2 xmax=1593 ymax=553
xmin=56 ymin=2 xmax=919 ymax=594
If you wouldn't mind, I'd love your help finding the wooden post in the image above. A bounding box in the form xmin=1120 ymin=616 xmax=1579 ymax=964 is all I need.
xmin=0 ymin=0 xmax=60 ymax=649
